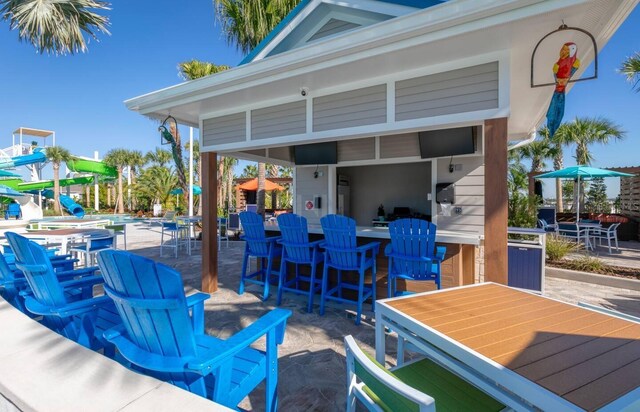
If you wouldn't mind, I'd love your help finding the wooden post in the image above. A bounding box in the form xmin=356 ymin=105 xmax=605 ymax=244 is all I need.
xmin=201 ymin=152 xmax=218 ymax=293
xmin=484 ymin=118 xmax=508 ymax=284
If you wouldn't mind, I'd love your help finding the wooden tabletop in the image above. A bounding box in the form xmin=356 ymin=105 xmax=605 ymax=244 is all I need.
xmin=386 ymin=283 xmax=640 ymax=411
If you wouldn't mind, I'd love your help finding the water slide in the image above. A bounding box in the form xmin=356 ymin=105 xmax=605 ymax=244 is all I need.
xmin=16 ymin=176 xmax=93 ymax=191
xmin=42 ymin=190 xmax=85 ymax=218
xmin=0 ymin=147 xmax=47 ymax=169
xmin=66 ymin=156 xmax=117 ymax=177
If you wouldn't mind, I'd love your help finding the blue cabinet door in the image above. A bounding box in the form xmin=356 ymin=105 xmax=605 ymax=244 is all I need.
xmin=508 ymin=245 xmax=542 ymax=292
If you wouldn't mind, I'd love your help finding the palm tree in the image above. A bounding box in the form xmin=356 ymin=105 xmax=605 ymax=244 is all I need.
xmin=214 ymin=0 xmax=298 ymax=53
xmin=1 ymin=0 xmax=110 ymax=55
xmin=45 ymin=146 xmax=71 ymax=214
xmin=178 ymin=60 xmax=232 ymax=211
xmin=134 ymin=166 xmax=177 ymax=211
xmin=178 ymin=59 xmax=230 ymax=80
xmin=145 ymin=148 xmax=172 ymax=168
xmin=517 ymin=135 xmax=557 ymax=197
xmin=104 ymin=148 xmax=129 ymax=214
xmin=559 ymin=117 xmax=625 ymax=166
xmin=620 ymin=52 xmax=640 ymax=92
xmin=517 ymin=137 xmax=556 ymax=174
xmin=214 ymin=0 xmax=296 ymax=215
xmin=240 ymin=164 xmax=258 ymax=177
xmin=126 ymin=150 xmax=144 ymax=211
xmin=554 ymin=117 xmax=625 ymax=209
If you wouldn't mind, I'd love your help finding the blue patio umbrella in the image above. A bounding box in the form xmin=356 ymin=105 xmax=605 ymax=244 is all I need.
xmin=170 ymin=185 xmax=202 ymax=195
xmin=0 ymin=185 xmax=23 ymax=197
xmin=536 ymin=166 xmax=634 ymax=220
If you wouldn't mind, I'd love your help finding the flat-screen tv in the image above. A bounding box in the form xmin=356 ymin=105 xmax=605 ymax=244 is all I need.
xmin=418 ymin=127 xmax=476 ymax=159
xmin=293 ymin=142 xmax=338 ymax=165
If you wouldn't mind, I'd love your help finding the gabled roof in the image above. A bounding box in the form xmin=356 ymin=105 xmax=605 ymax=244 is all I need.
xmin=240 ymin=0 xmax=443 ymax=65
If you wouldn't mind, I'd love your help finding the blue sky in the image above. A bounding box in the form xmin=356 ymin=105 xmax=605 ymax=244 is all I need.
xmin=0 ymin=1 xmax=638 ymax=196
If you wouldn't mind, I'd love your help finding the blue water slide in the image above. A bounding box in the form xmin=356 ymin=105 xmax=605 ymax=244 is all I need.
xmin=0 ymin=147 xmax=47 ymax=169
xmin=42 ymin=189 xmax=85 ymax=218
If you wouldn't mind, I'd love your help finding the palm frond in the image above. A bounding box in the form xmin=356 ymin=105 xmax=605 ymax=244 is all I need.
xmin=1 ymin=0 xmax=110 ymax=55
xmin=620 ymin=53 xmax=640 ymax=92
xmin=177 ymin=59 xmax=230 ymax=80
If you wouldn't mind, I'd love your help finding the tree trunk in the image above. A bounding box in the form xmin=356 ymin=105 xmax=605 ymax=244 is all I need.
xmin=227 ymin=166 xmax=233 ymax=212
xmin=217 ymin=156 xmax=225 ymax=209
xmin=85 ymin=185 xmax=90 ymax=208
xmin=53 ymin=163 xmax=61 ymax=214
xmin=117 ymin=167 xmax=125 ymax=214
xmin=257 ymin=163 xmax=266 ymax=217
xmin=107 ymin=184 xmax=111 ymax=206
xmin=554 ymin=148 xmax=564 ymax=212
xmin=131 ymin=170 xmax=137 ymax=210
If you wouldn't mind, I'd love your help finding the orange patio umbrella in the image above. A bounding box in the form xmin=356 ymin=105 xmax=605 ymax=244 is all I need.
xmin=237 ymin=178 xmax=285 ymax=191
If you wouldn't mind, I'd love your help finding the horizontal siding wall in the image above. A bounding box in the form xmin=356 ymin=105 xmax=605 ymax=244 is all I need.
xmin=202 ymin=112 xmax=246 ymax=146
xmin=338 ymin=137 xmax=375 ymax=162
xmin=379 ymin=133 xmax=420 ymax=158
xmin=251 ymin=101 xmax=306 ymax=140
xmin=313 ymin=85 xmax=386 ymax=132
xmin=396 ymin=62 xmax=499 ymax=121
xmin=436 ymin=156 xmax=485 ymax=235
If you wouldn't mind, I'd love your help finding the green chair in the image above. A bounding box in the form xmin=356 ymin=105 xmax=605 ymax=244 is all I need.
xmin=344 ymin=335 xmax=504 ymax=412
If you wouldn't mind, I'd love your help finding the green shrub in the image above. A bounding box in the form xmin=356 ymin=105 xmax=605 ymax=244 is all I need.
xmin=568 ymin=255 xmax=606 ymax=273
xmin=546 ymin=236 xmax=577 ymax=261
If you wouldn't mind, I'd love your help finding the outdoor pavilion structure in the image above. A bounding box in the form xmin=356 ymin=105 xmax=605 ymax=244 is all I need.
xmin=125 ymin=0 xmax=637 ymax=293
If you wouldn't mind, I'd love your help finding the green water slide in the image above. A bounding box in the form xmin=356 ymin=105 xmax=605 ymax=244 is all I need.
xmin=17 ymin=176 xmax=94 ymax=191
xmin=66 ymin=156 xmax=117 ymax=177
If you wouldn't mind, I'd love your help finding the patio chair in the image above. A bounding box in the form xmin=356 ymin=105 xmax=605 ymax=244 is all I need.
xmin=97 ymin=250 xmax=292 ymax=412
xmin=70 ymin=233 xmax=116 ymax=266
xmin=160 ymin=220 xmax=186 ymax=258
xmin=344 ymin=335 xmax=504 ymax=412
xmin=385 ymin=219 xmax=445 ymax=297
xmin=218 ymin=217 xmax=229 ymax=250
xmin=537 ymin=219 xmax=557 ymax=233
xmin=105 ymin=224 xmax=127 ymax=250
xmin=4 ymin=232 xmax=120 ymax=353
xmin=320 ymin=214 xmax=379 ymax=325
xmin=276 ymin=213 xmax=323 ymax=312
xmin=0 ymin=250 xmax=93 ymax=313
xmin=557 ymin=223 xmax=590 ymax=249
xmin=591 ymin=222 xmax=620 ymax=254
xmin=4 ymin=202 xmax=21 ymax=220
xmin=239 ymin=211 xmax=281 ymax=301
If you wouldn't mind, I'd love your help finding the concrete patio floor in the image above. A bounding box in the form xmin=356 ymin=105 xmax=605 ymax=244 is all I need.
xmin=110 ymin=221 xmax=640 ymax=411
xmin=567 ymin=239 xmax=640 ymax=269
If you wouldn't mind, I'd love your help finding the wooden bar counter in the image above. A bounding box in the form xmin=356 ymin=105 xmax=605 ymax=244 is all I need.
xmin=265 ymin=223 xmax=480 ymax=298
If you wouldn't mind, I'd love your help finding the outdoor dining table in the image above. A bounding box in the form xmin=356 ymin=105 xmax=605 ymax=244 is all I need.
xmin=30 ymin=218 xmax=112 ymax=230
xmin=375 ymin=283 xmax=640 ymax=411
xmin=21 ymin=228 xmax=113 ymax=255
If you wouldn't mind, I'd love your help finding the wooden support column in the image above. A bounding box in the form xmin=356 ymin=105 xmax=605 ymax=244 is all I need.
xmin=484 ymin=118 xmax=508 ymax=284
xmin=201 ymin=152 xmax=218 ymax=293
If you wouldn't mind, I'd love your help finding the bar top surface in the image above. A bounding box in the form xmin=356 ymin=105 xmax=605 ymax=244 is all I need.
xmin=264 ymin=222 xmax=481 ymax=245
xmin=382 ymin=283 xmax=640 ymax=411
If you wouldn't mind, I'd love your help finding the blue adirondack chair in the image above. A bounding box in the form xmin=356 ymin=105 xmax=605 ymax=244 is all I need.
xmin=5 ymin=232 xmax=120 ymax=353
xmin=97 ymin=250 xmax=292 ymax=411
xmin=320 ymin=215 xmax=380 ymax=325
xmin=4 ymin=202 xmax=22 ymax=220
xmin=239 ymin=211 xmax=281 ymax=301
xmin=385 ymin=219 xmax=446 ymax=297
xmin=276 ymin=213 xmax=324 ymax=312
xmin=0 ymin=250 xmax=95 ymax=314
